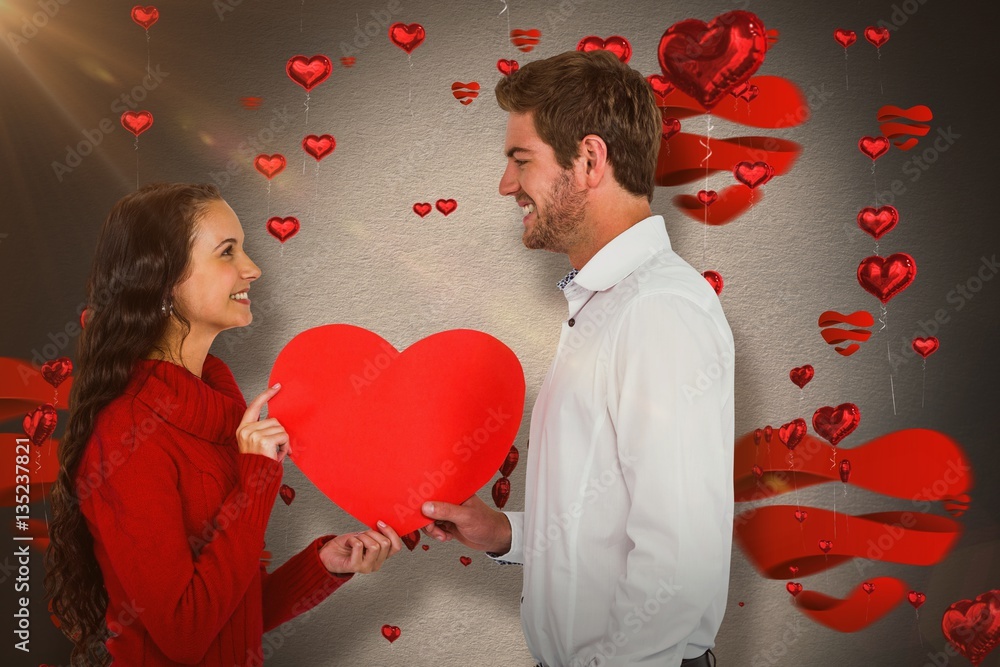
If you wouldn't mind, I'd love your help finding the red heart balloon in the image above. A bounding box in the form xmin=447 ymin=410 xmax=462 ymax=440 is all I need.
xmin=764 ymin=425 xmax=773 ymax=441
xmin=812 ymin=403 xmax=860 ymax=446
xmin=702 ymin=270 xmax=724 ymax=295
xmin=266 ymin=216 xmax=300 ymax=244
xmin=863 ymin=582 xmax=876 ymax=595
xmin=661 ymin=115 xmax=681 ymax=141
xmin=436 ymin=199 xmax=457 ymax=216
xmin=646 ymin=74 xmax=675 ymax=105
xmin=818 ymin=539 xmax=833 ymax=554
xmin=302 ymin=134 xmax=335 ymax=161
xmin=794 ymin=509 xmax=808 ymax=523
xmin=41 ymin=357 xmax=73 ymax=389
xmin=459 ymin=555 xmax=472 ymax=566
xmin=751 ymin=464 xmax=763 ymax=479
xmin=388 ymin=22 xmax=425 ymax=54
xmin=787 ymin=582 xmax=803 ymax=597
xmin=839 ymin=458 xmax=852 ymax=483
xmin=779 ymin=418 xmax=806 ymax=450
xmin=864 ymin=26 xmax=890 ymax=48
xmin=381 ymin=625 xmax=401 ymax=643
xmin=401 ymin=531 xmax=420 ymax=551
xmin=857 ymin=253 xmax=917 ymax=303
xmin=697 ymin=189 xmax=718 ymax=206
xmin=279 ymin=484 xmax=295 ymax=506
xmin=412 ymin=202 xmax=432 ymax=218
xmin=789 ymin=364 xmax=814 ymax=389
xmin=942 ymin=590 xmax=1000 ymax=666
xmin=912 ymin=336 xmax=940 ymax=358
xmin=576 ymin=35 xmax=632 ymax=63
xmin=492 ymin=477 xmax=510 ymax=508
xmin=285 ymin=55 xmax=332 ymax=92
xmin=267 ymin=325 xmax=525 ymax=535
xmin=254 ymin=154 xmax=286 ymax=179
xmin=131 ymin=5 xmax=159 ymax=30
xmin=788 ymin=566 xmax=799 ymax=575
xmin=859 ymin=136 xmax=890 ymax=160
xmin=733 ymin=160 xmax=774 ymax=189
xmin=834 ymin=28 xmax=857 ymax=48
xmin=738 ymin=84 xmax=759 ymax=103
xmin=120 ymin=111 xmax=153 ymax=137
xmin=497 ymin=59 xmax=519 ymax=76
xmin=908 ymin=591 xmax=926 ymax=609
xmin=857 ymin=205 xmax=898 ymax=239
xmin=499 ymin=445 xmax=519 ymax=477
xmin=657 ymin=11 xmax=767 ymax=109
xmin=23 ymin=404 xmax=58 ymax=446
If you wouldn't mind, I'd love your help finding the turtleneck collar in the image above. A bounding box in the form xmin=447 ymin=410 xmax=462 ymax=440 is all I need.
xmin=127 ymin=353 xmax=247 ymax=446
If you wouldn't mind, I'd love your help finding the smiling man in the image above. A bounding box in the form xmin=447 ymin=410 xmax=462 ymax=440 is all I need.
xmin=422 ymin=50 xmax=735 ymax=667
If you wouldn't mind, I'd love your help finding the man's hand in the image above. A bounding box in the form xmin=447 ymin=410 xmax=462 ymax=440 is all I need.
xmin=421 ymin=495 xmax=512 ymax=554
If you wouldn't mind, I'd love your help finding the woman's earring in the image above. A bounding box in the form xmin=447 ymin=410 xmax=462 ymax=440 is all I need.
xmin=161 ymin=299 xmax=173 ymax=316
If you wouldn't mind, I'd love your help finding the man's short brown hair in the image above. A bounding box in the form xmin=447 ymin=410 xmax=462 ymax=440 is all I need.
xmin=495 ymin=49 xmax=660 ymax=201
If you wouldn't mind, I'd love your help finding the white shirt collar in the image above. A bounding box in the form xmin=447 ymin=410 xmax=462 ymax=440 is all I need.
xmin=563 ymin=215 xmax=672 ymax=293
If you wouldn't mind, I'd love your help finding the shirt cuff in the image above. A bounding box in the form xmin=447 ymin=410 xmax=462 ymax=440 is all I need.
xmin=486 ymin=511 xmax=524 ymax=565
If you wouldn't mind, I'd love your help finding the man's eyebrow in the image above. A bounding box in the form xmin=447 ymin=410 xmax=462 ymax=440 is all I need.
xmin=505 ymin=146 xmax=532 ymax=158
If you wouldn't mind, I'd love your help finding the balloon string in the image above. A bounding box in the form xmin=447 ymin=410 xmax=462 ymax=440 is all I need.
xmin=146 ymin=30 xmax=151 ymax=79
xmin=266 ymin=180 xmax=271 ymax=217
xmin=134 ymin=137 xmax=139 ymax=190
xmin=700 ymin=116 xmax=713 ymax=266
xmin=408 ymin=54 xmax=414 ymax=118
xmin=887 ymin=320 xmax=898 ymax=416
xmin=875 ymin=239 xmax=880 ymax=257
xmin=877 ymin=48 xmax=884 ymax=95
xmin=831 ymin=444 xmax=837 ymax=539
xmin=843 ymin=49 xmax=849 ymax=91
xmin=921 ymin=359 xmax=926 ymax=408
xmin=300 ymin=0 xmax=304 ymax=33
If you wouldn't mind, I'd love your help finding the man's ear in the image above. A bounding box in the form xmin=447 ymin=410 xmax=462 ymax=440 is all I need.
xmin=578 ymin=134 xmax=608 ymax=188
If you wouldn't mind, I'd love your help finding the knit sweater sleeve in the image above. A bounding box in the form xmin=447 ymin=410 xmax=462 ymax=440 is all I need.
xmin=82 ymin=410 xmax=285 ymax=665
xmin=259 ymin=534 xmax=353 ymax=632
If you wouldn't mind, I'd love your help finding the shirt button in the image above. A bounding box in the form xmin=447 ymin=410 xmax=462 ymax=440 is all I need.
xmin=520 ymin=596 xmax=524 ymax=603
xmin=568 ymin=318 xmax=576 ymax=327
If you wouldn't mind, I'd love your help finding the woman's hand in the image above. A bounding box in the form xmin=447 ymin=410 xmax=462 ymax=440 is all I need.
xmin=236 ymin=383 xmax=290 ymax=462
xmin=319 ymin=521 xmax=403 ymax=575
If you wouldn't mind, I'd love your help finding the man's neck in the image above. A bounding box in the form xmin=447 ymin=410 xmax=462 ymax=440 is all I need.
xmin=567 ymin=198 xmax=654 ymax=270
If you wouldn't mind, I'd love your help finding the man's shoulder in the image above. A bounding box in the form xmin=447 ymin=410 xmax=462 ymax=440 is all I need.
xmin=618 ymin=247 xmax=720 ymax=311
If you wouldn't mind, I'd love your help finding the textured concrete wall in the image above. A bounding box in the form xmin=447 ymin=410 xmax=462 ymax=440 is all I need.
xmin=2 ymin=0 xmax=999 ymax=665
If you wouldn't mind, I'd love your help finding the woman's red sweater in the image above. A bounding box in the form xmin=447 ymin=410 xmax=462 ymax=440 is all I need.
xmin=77 ymin=353 xmax=350 ymax=665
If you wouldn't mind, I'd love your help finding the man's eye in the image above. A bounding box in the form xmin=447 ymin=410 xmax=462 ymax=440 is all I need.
xmin=515 ymin=159 xmax=527 ymax=166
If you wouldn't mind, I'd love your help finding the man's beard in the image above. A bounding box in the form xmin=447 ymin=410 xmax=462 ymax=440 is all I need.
xmin=523 ymin=170 xmax=587 ymax=253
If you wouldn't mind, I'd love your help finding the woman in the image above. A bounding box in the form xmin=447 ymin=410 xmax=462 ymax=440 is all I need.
xmin=45 ymin=182 xmax=402 ymax=666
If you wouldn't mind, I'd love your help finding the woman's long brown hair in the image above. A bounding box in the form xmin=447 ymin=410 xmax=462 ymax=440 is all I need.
xmin=44 ymin=182 xmax=222 ymax=665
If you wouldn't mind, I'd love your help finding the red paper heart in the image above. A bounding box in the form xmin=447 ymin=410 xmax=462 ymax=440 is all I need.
xmin=340 ymin=57 xmax=356 ymax=68
xmin=510 ymin=28 xmax=541 ymax=53
xmin=942 ymin=590 xmax=1000 ymax=666
xmin=857 ymin=205 xmax=898 ymax=239
xmin=436 ymin=199 xmax=457 ymax=216
xmin=401 ymin=531 xmax=420 ymax=551
xmin=646 ymin=74 xmax=675 ymax=105
xmin=912 ymin=337 xmax=940 ymax=358
xmin=266 ymin=216 xmax=300 ymax=244
xmin=302 ymin=134 xmax=335 ymax=161
xmin=285 ymin=55 xmax=332 ymax=92
xmin=702 ymin=270 xmax=724 ymax=295
xmin=131 ymin=5 xmax=159 ymax=30
xmin=787 ymin=582 xmax=803 ymax=597
xmin=794 ymin=509 xmax=808 ymax=523
xmin=120 ymin=111 xmax=153 ymax=137
xmin=279 ymin=484 xmax=295 ymax=505
xmin=412 ymin=202 xmax=432 ymax=218
xmin=499 ymin=445 xmax=519 ymax=477
xmin=857 ymin=253 xmax=916 ymax=304
xmin=492 ymin=477 xmax=510 ymax=508
xmin=451 ymin=81 xmax=480 ymax=106
xmin=459 ymin=555 xmax=472 ymax=566
xmin=734 ymin=161 xmax=774 ymax=188
xmin=389 ymin=22 xmax=425 ymax=54
xmin=834 ymin=28 xmax=857 ymax=48
xmin=697 ymin=190 xmax=718 ymax=206
xmin=789 ymin=365 xmax=814 ymax=389
xmin=858 ymin=135 xmax=890 ymax=160
xmin=497 ymin=59 xmax=519 ymax=76
xmin=267 ymin=325 xmax=525 ymax=535
xmin=254 ymin=154 xmax=286 ymax=180
xmin=657 ymin=11 xmax=767 ymax=109
xmin=863 ymin=582 xmax=876 ymax=595
xmin=908 ymin=591 xmax=926 ymax=609
xmin=41 ymin=357 xmax=73 ymax=389
xmin=864 ymin=26 xmax=890 ymax=48
xmin=818 ymin=539 xmax=833 ymax=554
xmin=23 ymin=404 xmax=57 ymax=446
xmin=812 ymin=403 xmax=860 ymax=446
xmin=577 ymin=35 xmax=632 ymax=63
xmin=381 ymin=625 xmax=401 ymax=643
xmin=779 ymin=418 xmax=806 ymax=450
xmin=661 ymin=115 xmax=681 ymax=141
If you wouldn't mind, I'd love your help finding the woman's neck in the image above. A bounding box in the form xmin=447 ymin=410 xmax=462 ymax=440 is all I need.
xmin=147 ymin=326 xmax=215 ymax=379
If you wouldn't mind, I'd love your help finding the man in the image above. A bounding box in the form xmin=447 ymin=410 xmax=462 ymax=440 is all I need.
xmin=422 ymin=50 xmax=735 ymax=667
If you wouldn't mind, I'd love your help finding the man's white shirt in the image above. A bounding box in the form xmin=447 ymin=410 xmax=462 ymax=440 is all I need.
xmin=490 ymin=215 xmax=735 ymax=667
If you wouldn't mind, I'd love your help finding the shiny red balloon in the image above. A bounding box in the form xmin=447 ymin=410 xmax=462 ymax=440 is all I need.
xmin=786 ymin=582 xmax=803 ymax=597
xmin=789 ymin=365 xmax=814 ymax=389
xmin=302 ymin=135 xmax=335 ymax=161
xmin=266 ymin=216 xmax=300 ymax=244
xmin=859 ymin=136 xmax=890 ymax=160
xmin=941 ymin=590 xmax=1000 ymax=666
xmin=702 ymin=270 xmax=724 ymax=295
xmin=794 ymin=509 xmax=808 ymax=523
xmin=130 ymin=5 xmax=159 ymax=30
xmin=779 ymin=418 xmax=806 ymax=450
xmin=23 ymin=404 xmax=57 ymax=446
xmin=734 ymin=161 xmax=774 ymax=188
xmin=279 ymin=484 xmax=295 ymax=505
xmin=833 ymin=28 xmax=856 ymax=48
xmin=492 ymin=477 xmax=511 ymax=509
xmin=401 ymin=531 xmax=420 ymax=551
xmin=499 ymin=445 xmax=519 ymax=477
xmin=646 ymin=74 xmax=675 ymax=104
xmin=857 ymin=205 xmax=899 ymax=239
xmin=412 ymin=202 xmax=432 ymax=218
xmin=697 ymin=190 xmax=718 ymax=206
xmin=436 ymin=199 xmax=458 ymax=216
xmin=818 ymin=539 xmax=833 ymax=554
xmin=812 ymin=403 xmax=860 ymax=446
xmin=908 ymin=591 xmax=926 ymax=609
xmin=576 ymin=35 xmax=632 ymax=63
xmin=839 ymin=459 xmax=852 ymax=483
xmin=864 ymin=26 xmax=890 ymax=48
xmin=389 ymin=22 xmax=425 ymax=54
xmin=41 ymin=357 xmax=73 ymax=388
xmin=285 ymin=55 xmax=332 ymax=92
xmin=857 ymin=253 xmax=916 ymax=303
xmin=662 ymin=115 xmax=681 ymax=141
xmin=863 ymin=582 xmax=876 ymax=595
xmin=497 ymin=59 xmax=519 ymax=76
xmin=120 ymin=111 xmax=153 ymax=137
xmin=254 ymin=154 xmax=286 ymax=179
xmin=912 ymin=336 xmax=940 ymax=358
xmin=381 ymin=624 xmax=401 ymax=643
xmin=657 ymin=11 xmax=767 ymax=109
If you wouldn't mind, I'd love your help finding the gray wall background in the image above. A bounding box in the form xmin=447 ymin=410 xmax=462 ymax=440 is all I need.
xmin=2 ymin=0 xmax=998 ymax=665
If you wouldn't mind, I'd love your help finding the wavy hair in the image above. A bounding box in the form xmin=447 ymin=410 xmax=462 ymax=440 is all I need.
xmin=44 ymin=182 xmax=221 ymax=665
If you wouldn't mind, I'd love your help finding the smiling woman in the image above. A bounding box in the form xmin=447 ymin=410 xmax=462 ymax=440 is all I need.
xmin=44 ymin=183 xmax=402 ymax=667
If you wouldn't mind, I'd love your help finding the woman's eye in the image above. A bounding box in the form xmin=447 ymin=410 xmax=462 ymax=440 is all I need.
xmin=222 ymin=246 xmax=233 ymax=256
